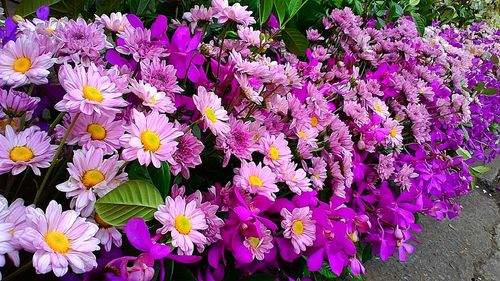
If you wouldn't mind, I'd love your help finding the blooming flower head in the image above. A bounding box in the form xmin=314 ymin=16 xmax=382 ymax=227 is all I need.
xmin=90 ymin=213 xmax=122 ymax=252
xmin=281 ymin=207 xmax=316 ymax=254
xmin=140 ymin=58 xmax=183 ymax=97
xmin=56 ymin=147 xmax=127 ymax=217
xmin=212 ymin=0 xmax=256 ymax=26
xmin=0 ymin=198 xmax=28 ymax=267
xmin=54 ymin=18 xmax=109 ymax=65
xmin=117 ymin=26 xmax=167 ymax=62
xmin=243 ymin=224 xmax=273 ymax=261
xmin=183 ymin=5 xmax=214 ymax=31
xmin=129 ymin=79 xmax=176 ymax=113
xmin=0 ymin=33 xmax=54 ymax=87
xmin=277 ymin=161 xmax=312 ymax=195
xmin=259 ymin=133 xmax=292 ymax=168
xmin=170 ymin=123 xmax=204 ymax=179
xmin=371 ymin=98 xmax=390 ymax=119
xmin=154 ymin=195 xmax=208 ymax=255
xmin=193 ymin=86 xmax=230 ymax=136
xmin=67 ymin=113 xmax=124 ymax=155
xmin=19 ymin=200 xmax=100 ymax=277
xmin=120 ymin=109 xmax=183 ymax=168
xmin=234 ymin=161 xmax=279 ymax=200
xmin=384 ymin=118 xmax=403 ymax=147
xmin=216 ymin=116 xmax=256 ymax=167
xmin=395 ymin=164 xmax=418 ymax=190
xmin=307 ymin=157 xmax=327 ymax=190
xmin=95 ymin=12 xmax=130 ymax=32
xmin=55 ymin=63 xmax=127 ymax=116
xmin=0 ymin=218 xmax=14 ymax=279
xmin=0 ymin=126 xmax=56 ymax=175
xmin=0 ymin=88 xmax=40 ymax=119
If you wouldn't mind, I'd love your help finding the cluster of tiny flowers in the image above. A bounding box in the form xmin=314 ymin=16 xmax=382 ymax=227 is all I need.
xmin=0 ymin=2 xmax=497 ymax=281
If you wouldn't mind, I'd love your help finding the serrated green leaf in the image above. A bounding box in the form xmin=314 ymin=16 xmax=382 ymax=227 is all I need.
xmin=456 ymin=147 xmax=472 ymax=160
xmin=274 ymin=0 xmax=287 ymax=26
xmin=281 ymin=27 xmax=309 ymax=56
xmin=259 ymin=0 xmax=274 ymax=27
xmin=95 ymin=180 xmax=164 ymax=226
xmin=411 ymin=12 xmax=426 ymax=35
xmin=287 ymin=0 xmax=302 ymax=17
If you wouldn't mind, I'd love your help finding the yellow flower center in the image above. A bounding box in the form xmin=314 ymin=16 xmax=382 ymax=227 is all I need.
xmin=9 ymin=229 xmax=14 ymax=235
xmin=46 ymin=27 xmax=55 ymax=33
xmin=311 ymin=116 xmax=318 ymax=127
xmin=374 ymin=104 xmax=382 ymax=112
xmin=390 ymin=128 xmax=397 ymax=138
xmin=313 ymin=173 xmax=320 ymax=179
xmin=269 ymin=146 xmax=280 ymax=160
xmin=248 ymin=237 xmax=260 ymax=248
xmin=13 ymin=57 xmax=31 ymax=73
xmin=205 ymin=108 xmax=217 ymax=123
xmin=140 ymin=130 xmax=161 ymax=152
xmin=9 ymin=146 xmax=34 ymax=162
xmin=298 ymin=131 xmax=307 ymax=139
xmin=118 ymin=25 xmax=124 ymax=31
xmin=249 ymin=175 xmax=263 ymax=187
xmin=45 ymin=231 xmax=70 ymax=253
xmin=82 ymin=86 xmax=103 ymax=102
xmin=82 ymin=169 xmax=105 ymax=188
xmin=87 ymin=123 xmax=107 ymax=140
xmin=174 ymin=215 xmax=192 ymax=235
xmin=292 ymin=220 xmax=304 ymax=235
xmin=150 ymin=97 xmax=156 ymax=104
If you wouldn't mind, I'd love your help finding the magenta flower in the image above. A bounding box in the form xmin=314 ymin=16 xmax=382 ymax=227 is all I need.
xmin=0 ymin=88 xmax=40 ymax=119
xmin=167 ymin=26 xmax=206 ymax=83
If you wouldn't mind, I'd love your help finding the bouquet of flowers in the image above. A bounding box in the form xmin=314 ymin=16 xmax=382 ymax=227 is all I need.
xmin=0 ymin=1 xmax=497 ymax=280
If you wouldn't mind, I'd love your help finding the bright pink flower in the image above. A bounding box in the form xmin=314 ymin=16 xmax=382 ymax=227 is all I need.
xmin=193 ymin=86 xmax=230 ymax=136
xmin=129 ymin=79 xmax=176 ymax=113
xmin=212 ymin=0 xmax=256 ymax=26
xmin=259 ymin=133 xmax=292 ymax=168
xmin=170 ymin=122 xmax=204 ymax=179
xmin=234 ymin=161 xmax=279 ymax=201
xmin=281 ymin=207 xmax=316 ymax=254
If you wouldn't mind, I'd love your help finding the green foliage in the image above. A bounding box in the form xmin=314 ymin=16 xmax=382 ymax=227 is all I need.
xmin=95 ymin=180 xmax=164 ymax=226
xmin=281 ymin=27 xmax=309 ymax=56
xmin=318 ymin=261 xmax=338 ymax=279
xmin=126 ymin=160 xmax=172 ymax=198
xmin=16 ymin=0 xmax=84 ymax=18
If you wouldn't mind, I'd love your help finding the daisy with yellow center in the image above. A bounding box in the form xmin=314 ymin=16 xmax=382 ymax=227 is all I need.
xmin=56 ymin=147 xmax=127 ymax=217
xmin=281 ymin=207 xmax=316 ymax=254
xmin=371 ymin=98 xmax=390 ymax=119
xmin=120 ymin=110 xmax=183 ymax=168
xmin=193 ymin=86 xmax=230 ymax=136
xmin=260 ymin=133 xmax=292 ymax=168
xmin=69 ymin=114 xmax=124 ymax=155
xmin=0 ymin=126 xmax=56 ymax=176
xmin=234 ymin=161 xmax=279 ymax=201
xmin=19 ymin=201 xmax=100 ymax=277
xmin=243 ymin=225 xmax=274 ymax=261
xmin=155 ymin=196 xmax=208 ymax=255
xmin=128 ymin=79 xmax=176 ymax=114
xmin=384 ymin=118 xmax=404 ymax=147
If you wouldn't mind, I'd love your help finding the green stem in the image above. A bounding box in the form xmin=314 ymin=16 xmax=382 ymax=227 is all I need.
xmin=13 ymin=169 xmax=30 ymax=198
xmin=34 ymin=112 xmax=80 ymax=205
xmin=216 ymin=24 xmax=230 ymax=83
xmin=4 ymin=174 xmax=15 ymax=198
xmin=48 ymin=112 xmax=66 ymax=135
xmin=4 ymin=262 xmax=32 ymax=281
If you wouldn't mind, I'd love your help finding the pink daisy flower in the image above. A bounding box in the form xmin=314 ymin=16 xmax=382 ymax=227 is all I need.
xmin=384 ymin=118 xmax=404 ymax=147
xmin=120 ymin=109 xmax=183 ymax=168
xmin=212 ymin=0 xmax=256 ymax=26
xmin=216 ymin=116 xmax=256 ymax=167
xmin=183 ymin=5 xmax=214 ymax=31
xmin=193 ymin=86 xmax=230 ymax=136
xmin=154 ymin=196 xmax=208 ymax=255
xmin=89 ymin=213 xmax=122 ymax=252
xmin=0 ymin=126 xmax=56 ymax=176
xmin=55 ymin=63 xmax=127 ymax=116
xmin=117 ymin=26 xmax=167 ymax=62
xmin=129 ymin=79 xmax=176 ymax=114
xmin=56 ymin=147 xmax=127 ymax=217
xmin=233 ymin=161 xmax=279 ymax=201
xmin=95 ymin=12 xmax=130 ymax=32
xmin=306 ymin=157 xmax=327 ymax=190
xmin=280 ymin=207 xmax=316 ymax=254
xmin=243 ymin=224 xmax=273 ymax=261
xmin=18 ymin=201 xmax=100 ymax=277
xmin=170 ymin=122 xmax=204 ymax=179
xmin=67 ymin=113 xmax=124 ymax=155
xmin=0 ymin=197 xmax=27 ymax=267
xmin=0 ymin=34 xmax=54 ymax=87
xmin=140 ymin=58 xmax=183 ymax=98
xmin=277 ymin=161 xmax=312 ymax=195
xmin=0 ymin=219 xmax=14 ymax=280
xmin=259 ymin=133 xmax=292 ymax=168
xmin=371 ymin=98 xmax=390 ymax=119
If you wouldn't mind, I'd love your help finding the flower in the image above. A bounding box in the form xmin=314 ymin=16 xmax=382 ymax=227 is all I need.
xmin=170 ymin=123 xmax=204 ymax=179
xmin=234 ymin=161 xmax=279 ymax=200
xmin=0 ymin=219 xmax=13 ymax=280
xmin=56 ymin=147 xmax=127 ymax=217
xmin=212 ymin=0 xmax=256 ymax=26
xmin=395 ymin=164 xmax=418 ymax=190
xmin=140 ymin=58 xmax=183 ymax=97
xmin=120 ymin=109 xmax=183 ymax=168
xmin=90 ymin=213 xmax=122 ymax=252
xmin=95 ymin=12 xmax=130 ymax=32
xmin=384 ymin=118 xmax=404 ymax=147
xmin=116 ymin=26 xmax=167 ymax=62
xmin=193 ymin=86 xmax=230 ymax=136
xmin=0 ymin=198 xmax=27 ymax=268
xmin=243 ymin=224 xmax=273 ymax=261
xmin=0 ymin=126 xmax=56 ymax=175
xmin=67 ymin=113 xmax=124 ymax=155
xmin=307 ymin=157 xmax=327 ymax=190
xmin=19 ymin=200 xmax=100 ymax=277
xmin=0 ymin=88 xmax=40 ymax=119
xmin=129 ymin=79 xmax=176 ymax=113
xmin=0 ymin=34 xmax=54 ymax=87
xmin=259 ymin=133 xmax=292 ymax=168
xmin=277 ymin=161 xmax=312 ymax=195
xmin=371 ymin=98 xmax=390 ymax=119
xmin=183 ymin=5 xmax=214 ymax=31
xmin=281 ymin=207 xmax=316 ymax=254
xmin=154 ymin=196 xmax=208 ymax=255
xmin=55 ymin=63 xmax=127 ymax=116
xmin=216 ymin=116 xmax=256 ymax=167
xmin=54 ymin=18 xmax=109 ymax=65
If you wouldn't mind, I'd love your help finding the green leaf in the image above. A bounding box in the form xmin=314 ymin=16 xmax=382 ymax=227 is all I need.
xmin=274 ymin=0 xmax=287 ymax=26
xmin=411 ymin=12 xmax=426 ymax=35
xmin=16 ymin=0 xmax=84 ymax=18
xmin=281 ymin=27 xmax=309 ymax=56
xmin=192 ymin=124 xmax=202 ymax=140
xmin=95 ymin=180 xmax=164 ymax=226
xmin=287 ymin=0 xmax=302 ymax=17
xmin=482 ymin=88 xmax=498 ymax=96
xmin=469 ymin=165 xmax=491 ymax=177
xmin=492 ymin=55 xmax=499 ymax=65
xmin=259 ymin=0 xmax=274 ymax=27
xmin=352 ymin=0 xmax=364 ymax=15
xmin=409 ymin=0 xmax=420 ymax=6
xmin=474 ymin=82 xmax=486 ymax=92
xmin=318 ymin=261 xmax=338 ymax=279
xmin=456 ymin=147 xmax=472 ymax=160
xmin=136 ymin=0 xmax=153 ymax=15
xmin=362 ymin=243 xmax=373 ymax=262
xmin=126 ymin=160 xmax=171 ymax=198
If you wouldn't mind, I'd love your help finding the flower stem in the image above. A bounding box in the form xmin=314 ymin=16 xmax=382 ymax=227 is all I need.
xmin=48 ymin=111 xmax=66 ymax=135
xmin=34 ymin=112 xmax=80 ymax=205
xmin=3 ymin=261 xmax=32 ymax=281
